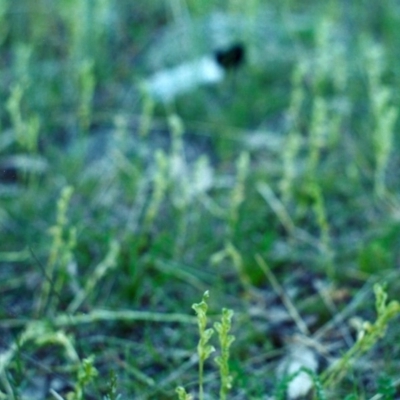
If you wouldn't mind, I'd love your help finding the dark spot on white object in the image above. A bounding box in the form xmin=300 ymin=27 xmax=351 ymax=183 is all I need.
xmin=214 ymin=43 xmax=245 ymax=70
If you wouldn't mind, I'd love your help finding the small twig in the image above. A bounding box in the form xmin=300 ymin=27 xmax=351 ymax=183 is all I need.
xmin=54 ymin=309 xmax=198 ymax=326
xmin=49 ymin=389 xmax=65 ymax=400
xmin=0 ymin=309 xmax=197 ymax=329
xmin=256 ymin=254 xmax=310 ymax=336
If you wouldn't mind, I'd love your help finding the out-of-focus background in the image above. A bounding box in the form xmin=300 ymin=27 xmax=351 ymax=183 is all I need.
xmin=1 ymin=1 xmax=400 ymax=399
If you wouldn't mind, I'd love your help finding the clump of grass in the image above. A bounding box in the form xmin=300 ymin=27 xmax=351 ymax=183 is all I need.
xmin=67 ymin=356 xmax=99 ymax=400
xmin=176 ymin=386 xmax=193 ymax=400
xmin=138 ymin=90 xmax=155 ymax=138
xmin=0 ymin=320 xmax=79 ymax=390
xmin=6 ymin=82 xmax=40 ymax=156
xmin=280 ymin=61 xmax=305 ymax=205
xmin=214 ymin=308 xmax=235 ymax=400
xmin=322 ymin=283 xmax=400 ymax=388
xmin=143 ymin=149 xmax=169 ymax=230
xmin=365 ymin=41 xmax=398 ymax=197
xmin=177 ymin=291 xmax=235 ymax=400
xmin=229 ymin=151 xmax=250 ymax=235
xmin=36 ymin=185 xmax=76 ymax=316
xmin=191 ymin=291 xmax=215 ymax=400
xmin=103 ymin=371 xmax=121 ymax=400
xmin=77 ymin=59 xmax=96 ymax=133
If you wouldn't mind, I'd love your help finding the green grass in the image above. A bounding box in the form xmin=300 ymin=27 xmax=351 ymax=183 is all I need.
xmin=1 ymin=0 xmax=400 ymax=399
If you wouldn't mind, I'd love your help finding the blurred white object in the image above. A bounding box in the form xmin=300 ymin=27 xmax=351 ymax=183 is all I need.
xmin=144 ymin=56 xmax=224 ymax=102
xmin=277 ymin=344 xmax=319 ymax=399
xmin=142 ymin=7 xmax=311 ymax=103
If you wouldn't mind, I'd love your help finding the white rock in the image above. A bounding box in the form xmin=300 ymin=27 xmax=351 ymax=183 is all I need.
xmin=144 ymin=56 xmax=224 ymax=102
xmin=277 ymin=344 xmax=319 ymax=399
